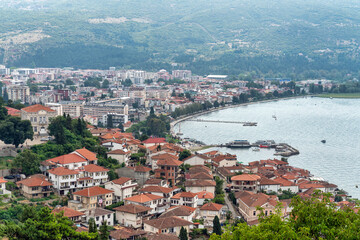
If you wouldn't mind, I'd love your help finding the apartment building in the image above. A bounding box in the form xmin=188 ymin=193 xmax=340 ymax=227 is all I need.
xmin=68 ymin=186 xmax=114 ymax=211
xmin=6 ymin=85 xmax=30 ymax=103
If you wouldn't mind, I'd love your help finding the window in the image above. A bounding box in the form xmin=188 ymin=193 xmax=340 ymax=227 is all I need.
xmin=253 ymin=211 xmax=256 ymax=216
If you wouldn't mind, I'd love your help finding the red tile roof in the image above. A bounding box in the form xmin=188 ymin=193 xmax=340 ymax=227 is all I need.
xmin=83 ymin=164 xmax=108 ymax=172
xmin=144 ymin=216 xmax=192 ymax=229
xmin=108 ymin=149 xmax=128 ymax=155
xmin=52 ymin=207 xmax=84 ymax=218
xmin=73 ymin=186 xmax=113 ymax=197
xmin=132 ymin=165 xmax=151 ymax=172
xmin=4 ymin=106 xmax=20 ymax=116
xmin=17 ymin=177 xmax=52 ymax=187
xmin=114 ymin=203 xmax=152 ymax=214
xmin=75 ymin=148 xmax=97 ymax=161
xmin=157 ymin=159 xmax=183 ymax=167
xmin=46 ymin=153 xmax=87 ymax=165
xmin=0 ymin=177 xmax=7 ymax=184
xmin=125 ymin=193 xmax=162 ymax=203
xmin=171 ymin=192 xmax=197 ymax=199
xmin=139 ymin=186 xmax=173 ymax=194
xmin=21 ymin=104 xmax=55 ymax=113
xmin=195 ymin=191 xmax=214 ymax=199
xmin=200 ymin=202 xmax=223 ymax=211
xmin=111 ymin=177 xmax=132 ymax=185
xmin=142 ymin=138 xmax=167 ymax=144
xmin=231 ymin=174 xmax=261 ymax=181
xmin=48 ymin=167 xmax=78 ymax=176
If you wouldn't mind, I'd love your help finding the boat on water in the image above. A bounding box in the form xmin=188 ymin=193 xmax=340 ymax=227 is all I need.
xmin=272 ymin=115 xmax=277 ymax=120
xmin=252 ymin=147 xmax=260 ymax=151
xmin=226 ymin=140 xmax=251 ymax=148
xmin=321 ymin=140 xmax=326 ymax=143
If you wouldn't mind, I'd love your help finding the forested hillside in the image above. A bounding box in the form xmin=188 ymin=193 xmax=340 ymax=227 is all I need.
xmin=1 ymin=0 xmax=360 ymax=79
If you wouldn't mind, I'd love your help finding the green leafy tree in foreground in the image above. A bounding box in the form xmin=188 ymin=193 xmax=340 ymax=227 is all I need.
xmin=210 ymin=192 xmax=360 ymax=240
xmin=213 ymin=215 xmax=222 ymax=235
xmin=88 ymin=218 xmax=97 ymax=233
xmin=179 ymin=226 xmax=188 ymax=240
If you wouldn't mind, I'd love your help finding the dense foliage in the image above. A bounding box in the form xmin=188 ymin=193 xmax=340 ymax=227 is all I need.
xmin=126 ymin=111 xmax=170 ymax=138
xmin=0 ymin=205 xmax=98 ymax=239
xmin=210 ymin=193 xmax=360 ymax=239
xmin=0 ymin=104 xmax=33 ymax=147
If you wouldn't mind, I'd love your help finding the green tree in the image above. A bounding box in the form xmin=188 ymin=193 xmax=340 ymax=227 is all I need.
xmin=99 ymin=221 xmax=110 ymax=240
xmin=11 ymin=149 xmax=41 ymax=176
xmin=179 ymin=150 xmax=191 ymax=161
xmin=0 ymin=116 xmax=33 ymax=147
xmin=48 ymin=116 xmax=66 ymax=145
xmin=213 ymin=215 xmax=222 ymax=235
xmin=122 ymin=79 xmax=133 ymax=87
xmin=179 ymin=226 xmax=188 ymax=240
xmin=88 ymin=218 xmax=97 ymax=233
xmin=102 ymin=79 xmax=110 ymax=89
xmin=214 ymin=100 xmax=220 ymax=108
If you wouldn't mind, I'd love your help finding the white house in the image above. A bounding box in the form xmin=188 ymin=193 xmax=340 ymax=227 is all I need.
xmin=83 ymin=208 xmax=115 ymax=227
xmin=114 ymin=203 xmax=152 ymax=228
xmin=184 ymin=180 xmax=216 ymax=195
xmin=107 ymin=149 xmax=130 ymax=166
xmin=104 ymin=177 xmax=137 ymax=202
xmin=259 ymin=177 xmax=281 ymax=193
xmin=170 ymin=192 xmax=199 ymax=208
xmin=143 ymin=216 xmax=193 ymax=235
xmin=182 ymin=155 xmax=210 ymax=166
xmin=125 ymin=193 xmax=168 ymax=215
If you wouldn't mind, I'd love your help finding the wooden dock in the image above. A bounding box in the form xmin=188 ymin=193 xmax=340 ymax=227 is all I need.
xmin=186 ymin=119 xmax=257 ymax=126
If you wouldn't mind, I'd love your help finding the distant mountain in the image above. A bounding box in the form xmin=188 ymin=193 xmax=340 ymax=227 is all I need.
xmin=1 ymin=0 xmax=360 ymax=79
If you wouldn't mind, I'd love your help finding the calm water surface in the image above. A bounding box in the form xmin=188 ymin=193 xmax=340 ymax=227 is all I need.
xmin=177 ymin=97 xmax=360 ymax=198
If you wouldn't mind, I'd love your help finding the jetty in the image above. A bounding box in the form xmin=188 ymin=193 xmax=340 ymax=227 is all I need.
xmin=186 ymin=119 xmax=257 ymax=126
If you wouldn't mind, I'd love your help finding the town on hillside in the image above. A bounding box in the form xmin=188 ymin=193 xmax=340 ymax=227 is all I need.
xmin=0 ymin=66 xmax=357 ymax=239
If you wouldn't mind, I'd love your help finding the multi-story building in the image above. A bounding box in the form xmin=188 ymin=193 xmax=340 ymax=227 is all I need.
xmin=84 ymin=101 xmax=128 ymax=119
xmin=231 ymin=174 xmax=261 ymax=192
xmin=104 ymin=177 xmax=137 ymax=202
xmin=170 ymin=192 xmax=199 ymax=208
xmin=114 ymin=204 xmax=152 ymax=228
xmin=16 ymin=175 xmax=53 ymax=198
xmin=102 ymin=113 xmax=128 ymax=127
xmin=172 ymin=70 xmax=192 ymax=80
xmin=125 ymin=193 xmax=168 ymax=215
xmin=83 ymin=208 xmax=115 ymax=227
xmin=21 ymin=104 xmax=58 ymax=135
xmin=154 ymin=159 xmax=183 ymax=185
xmin=0 ymin=178 xmax=11 ymax=196
xmin=59 ymin=101 xmax=85 ymax=118
xmin=6 ymin=85 xmax=30 ymax=103
xmin=68 ymin=186 xmax=114 ymax=211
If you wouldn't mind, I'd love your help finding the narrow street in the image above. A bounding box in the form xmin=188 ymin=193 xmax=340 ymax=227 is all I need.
xmin=217 ymin=173 xmax=240 ymax=218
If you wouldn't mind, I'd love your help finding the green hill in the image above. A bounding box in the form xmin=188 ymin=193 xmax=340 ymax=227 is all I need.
xmin=1 ymin=0 xmax=360 ymax=79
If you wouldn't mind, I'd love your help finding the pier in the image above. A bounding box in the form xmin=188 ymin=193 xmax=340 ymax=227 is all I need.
xmin=186 ymin=119 xmax=257 ymax=126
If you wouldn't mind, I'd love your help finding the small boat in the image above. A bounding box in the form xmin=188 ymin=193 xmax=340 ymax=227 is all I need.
xmin=252 ymin=147 xmax=260 ymax=151
xmin=226 ymin=140 xmax=251 ymax=148
xmin=259 ymin=144 xmax=270 ymax=148
xmin=321 ymin=140 xmax=326 ymax=143
xmin=272 ymin=115 xmax=277 ymax=120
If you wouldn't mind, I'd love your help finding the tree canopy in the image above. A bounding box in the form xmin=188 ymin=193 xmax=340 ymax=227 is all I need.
xmin=210 ymin=192 xmax=360 ymax=240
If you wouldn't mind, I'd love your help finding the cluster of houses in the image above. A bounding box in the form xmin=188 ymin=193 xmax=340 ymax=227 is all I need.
xmin=0 ymin=118 xmax=351 ymax=238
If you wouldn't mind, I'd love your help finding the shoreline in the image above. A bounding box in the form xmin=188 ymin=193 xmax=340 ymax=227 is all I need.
xmin=170 ymin=95 xmax=308 ymax=133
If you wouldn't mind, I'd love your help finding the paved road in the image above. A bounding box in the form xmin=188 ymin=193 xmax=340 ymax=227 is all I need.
xmin=217 ymin=172 xmax=240 ymax=218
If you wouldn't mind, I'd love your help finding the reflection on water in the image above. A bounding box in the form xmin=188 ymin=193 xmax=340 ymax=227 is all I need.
xmin=178 ymin=97 xmax=360 ymax=198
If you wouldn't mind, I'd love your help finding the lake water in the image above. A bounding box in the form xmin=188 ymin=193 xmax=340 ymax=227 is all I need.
xmin=176 ymin=97 xmax=360 ymax=199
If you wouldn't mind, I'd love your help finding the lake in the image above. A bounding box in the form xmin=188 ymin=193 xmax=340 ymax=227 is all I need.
xmin=176 ymin=97 xmax=360 ymax=199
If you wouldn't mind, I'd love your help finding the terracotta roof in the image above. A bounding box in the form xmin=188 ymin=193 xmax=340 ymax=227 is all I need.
xmin=4 ymin=106 xmax=20 ymax=116
xmin=160 ymin=205 xmax=196 ymax=218
xmin=73 ymin=186 xmax=113 ymax=197
xmin=46 ymin=153 xmax=87 ymax=165
xmin=48 ymin=167 xmax=79 ymax=176
xmin=17 ymin=177 xmax=52 ymax=187
xmin=171 ymin=191 xmax=197 ymax=199
xmin=212 ymin=154 xmax=237 ymax=163
xmin=132 ymin=165 xmax=151 ymax=172
xmin=75 ymin=148 xmax=97 ymax=161
xmin=190 ymin=172 xmax=213 ymax=180
xmin=21 ymin=104 xmax=55 ymax=113
xmin=200 ymin=202 xmax=223 ymax=211
xmin=238 ymin=192 xmax=278 ymax=208
xmin=0 ymin=177 xmax=7 ymax=184
xmin=144 ymin=216 xmax=193 ymax=229
xmin=157 ymin=159 xmax=183 ymax=167
xmin=113 ymin=203 xmax=152 ymax=214
xmin=195 ymin=191 xmax=214 ymax=199
xmin=151 ymin=153 xmax=178 ymax=161
xmin=139 ymin=186 xmax=173 ymax=194
xmin=142 ymin=138 xmax=167 ymax=144
xmin=112 ymin=177 xmax=132 ymax=185
xmin=108 ymin=149 xmax=128 ymax=155
xmin=260 ymin=177 xmax=281 ymax=185
xmin=144 ymin=178 xmax=163 ymax=185
xmin=184 ymin=180 xmax=216 ymax=187
xmin=110 ymin=228 xmax=147 ymax=240
xmin=83 ymin=164 xmax=108 ymax=172
xmin=273 ymin=177 xmax=297 ymax=186
xmin=188 ymin=165 xmax=212 ymax=175
xmin=145 ymin=233 xmax=178 ymax=240
xmin=125 ymin=193 xmax=163 ymax=203
xmin=52 ymin=207 xmax=84 ymax=218
xmin=231 ymin=174 xmax=261 ymax=181
xmin=234 ymin=190 xmax=254 ymax=199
